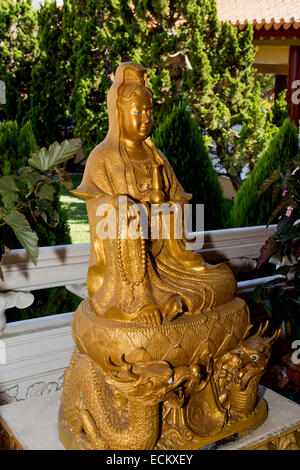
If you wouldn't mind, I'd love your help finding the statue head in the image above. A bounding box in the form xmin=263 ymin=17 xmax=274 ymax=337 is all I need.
xmin=106 ymin=62 xmax=153 ymax=144
xmin=118 ymin=83 xmax=153 ymax=142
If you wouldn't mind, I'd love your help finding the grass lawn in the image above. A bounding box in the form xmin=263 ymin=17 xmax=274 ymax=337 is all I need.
xmin=60 ymin=174 xmax=90 ymax=244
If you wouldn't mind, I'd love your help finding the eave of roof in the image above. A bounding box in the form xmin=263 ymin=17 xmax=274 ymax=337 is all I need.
xmin=216 ymin=0 xmax=300 ymax=31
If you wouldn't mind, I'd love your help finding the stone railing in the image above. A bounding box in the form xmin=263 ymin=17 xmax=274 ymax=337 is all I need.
xmin=0 ymin=225 xmax=278 ymax=404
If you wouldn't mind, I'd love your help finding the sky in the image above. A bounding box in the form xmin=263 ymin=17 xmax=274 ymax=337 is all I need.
xmin=32 ymin=0 xmax=63 ymax=9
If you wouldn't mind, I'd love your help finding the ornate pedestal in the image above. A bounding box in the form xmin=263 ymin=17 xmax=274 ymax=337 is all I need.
xmin=58 ymin=297 xmax=276 ymax=450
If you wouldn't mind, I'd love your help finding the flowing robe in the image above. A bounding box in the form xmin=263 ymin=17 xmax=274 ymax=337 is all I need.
xmin=73 ymin=140 xmax=237 ymax=320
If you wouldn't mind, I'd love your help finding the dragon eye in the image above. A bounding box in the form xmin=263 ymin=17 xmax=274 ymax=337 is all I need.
xmin=251 ymin=354 xmax=259 ymax=362
xmin=236 ymin=349 xmax=243 ymax=355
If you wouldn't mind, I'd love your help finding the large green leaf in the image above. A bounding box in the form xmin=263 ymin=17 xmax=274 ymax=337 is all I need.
xmin=0 ymin=175 xmax=20 ymax=210
xmin=3 ymin=210 xmax=39 ymax=265
xmin=28 ymin=139 xmax=81 ymax=172
xmin=17 ymin=167 xmax=47 ymax=185
xmin=35 ymin=182 xmax=56 ymax=201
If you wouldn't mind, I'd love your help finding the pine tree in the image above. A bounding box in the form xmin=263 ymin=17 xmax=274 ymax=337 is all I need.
xmin=58 ymin=0 xmax=271 ymax=188
xmin=153 ymin=101 xmax=224 ymax=230
xmin=1 ymin=0 xmax=275 ymax=189
xmin=29 ymin=0 xmax=74 ymax=147
xmin=181 ymin=17 xmax=273 ymax=190
xmin=60 ymin=0 xmax=122 ymax=154
xmin=0 ymin=0 xmax=38 ymax=124
xmin=0 ymin=121 xmax=37 ymax=175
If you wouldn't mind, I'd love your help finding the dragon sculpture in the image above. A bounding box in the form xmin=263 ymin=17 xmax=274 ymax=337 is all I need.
xmin=59 ymin=314 xmax=279 ymax=450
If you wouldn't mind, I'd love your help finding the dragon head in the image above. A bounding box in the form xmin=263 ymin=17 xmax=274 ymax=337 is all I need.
xmin=229 ymin=321 xmax=281 ymax=389
xmin=104 ymin=354 xmax=201 ymax=406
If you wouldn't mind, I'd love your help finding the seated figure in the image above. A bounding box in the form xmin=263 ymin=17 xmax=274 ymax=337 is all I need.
xmin=59 ymin=62 xmax=274 ymax=451
xmin=73 ymin=61 xmax=238 ymax=326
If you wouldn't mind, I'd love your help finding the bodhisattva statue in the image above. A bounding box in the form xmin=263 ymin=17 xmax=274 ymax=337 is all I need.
xmin=58 ymin=62 xmax=279 ymax=450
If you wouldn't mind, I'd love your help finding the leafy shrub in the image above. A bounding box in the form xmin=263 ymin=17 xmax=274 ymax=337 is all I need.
xmin=0 ymin=121 xmax=72 ymax=249
xmin=268 ymin=90 xmax=289 ymax=128
xmin=232 ymin=118 xmax=299 ymax=228
xmin=0 ymin=121 xmax=37 ymax=175
xmin=249 ymin=166 xmax=300 ymax=338
xmin=0 ymin=132 xmax=81 ymax=322
xmin=220 ymin=198 xmax=234 ymax=228
xmin=153 ymin=101 xmax=225 ymax=230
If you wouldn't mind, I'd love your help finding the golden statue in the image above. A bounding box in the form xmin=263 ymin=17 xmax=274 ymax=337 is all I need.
xmin=58 ymin=62 xmax=278 ymax=450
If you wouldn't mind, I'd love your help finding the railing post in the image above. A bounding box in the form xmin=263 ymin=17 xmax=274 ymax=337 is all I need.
xmin=0 ymin=292 xmax=34 ymax=336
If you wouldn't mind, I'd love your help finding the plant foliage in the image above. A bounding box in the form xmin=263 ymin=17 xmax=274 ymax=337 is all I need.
xmin=0 ymin=137 xmax=81 ymax=277
xmin=232 ymin=118 xmax=299 ymax=228
xmin=250 ymin=166 xmax=300 ymax=337
xmin=0 ymin=0 xmax=277 ymax=190
xmin=153 ymin=101 xmax=224 ymax=230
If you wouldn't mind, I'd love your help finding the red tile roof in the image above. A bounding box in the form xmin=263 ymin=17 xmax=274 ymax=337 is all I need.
xmin=216 ymin=0 xmax=300 ymax=30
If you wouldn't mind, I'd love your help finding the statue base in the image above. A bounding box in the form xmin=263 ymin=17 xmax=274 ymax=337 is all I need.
xmin=57 ymin=298 xmax=277 ymax=450
xmin=58 ymin=399 xmax=267 ymax=451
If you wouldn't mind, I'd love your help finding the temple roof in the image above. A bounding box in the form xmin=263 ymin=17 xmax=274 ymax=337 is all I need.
xmin=216 ymin=0 xmax=300 ymax=31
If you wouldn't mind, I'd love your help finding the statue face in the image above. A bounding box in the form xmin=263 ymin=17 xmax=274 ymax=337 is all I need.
xmin=120 ymin=87 xmax=153 ymax=142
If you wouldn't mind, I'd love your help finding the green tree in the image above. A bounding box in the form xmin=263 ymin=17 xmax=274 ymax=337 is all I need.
xmin=1 ymin=0 xmax=276 ymax=189
xmin=29 ymin=0 xmax=74 ymax=148
xmin=181 ymin=15 xmax=275 ymax=189
xmin=268 ymin=90 xmax=289 ymax=128
xmin=0 ymin=0 xmax=38 ymax=124
xmin=153 ymin=101 xmax=224 ymax=230
xmin=232 ymin=118 xmax=299 ymax=228
xmin=61 ymin=0 xmax=128 ymax=154
xmin=57 ymin=0 xmax=273 ymax=190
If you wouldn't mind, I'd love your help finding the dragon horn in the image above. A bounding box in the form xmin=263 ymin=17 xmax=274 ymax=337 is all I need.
xmin=106 ymin=365 xmax=140 ymax=383
xmin=106 ymin=369 xmax=132 ymax=383
xmin=266 ymin=328 xmax=281 ymax=345
xmin=255 ymin=323 xmax=262 ymax=336
xmin=255 ymin=322 xmax=264 ymax=337
xmin=104 ymin=354 xmax=139 ymax=380
xmin=261 ymin=320 xmax=269 ymax=336
xmin=254 ymin=320 xmax=269 ymax=337
xmin=104 ymin=354 xmax=120 ymax=371
xmin=120 ymin=353 xmax=132 ymax=369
